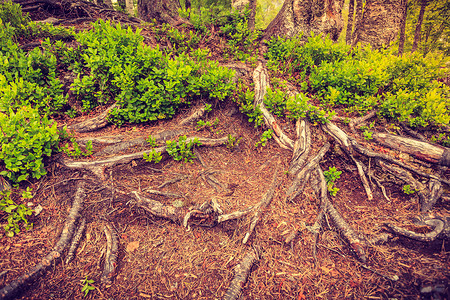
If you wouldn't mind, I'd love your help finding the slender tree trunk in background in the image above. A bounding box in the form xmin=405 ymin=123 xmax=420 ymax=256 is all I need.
xmin=248 ymin=0 xmax=257 ymax=31
xmin=352 ymin=0 xmax=403 ymax=49
xmin=398 ymin=0 xmax=408 ymax=55
xmin=412 ymin=0 xmax=427 ymax=53
xmin=137 ymin=0 xmax=182 ymax=25
xmin=264 ymin=0 xmax=345 ymax=41
xmin=346 ymin=0 xmax=355 ymax=44
xmin=352 ymin=0 xmax=363 ymax=41
xmin=125 ymin=0 xmax=134 ymax=15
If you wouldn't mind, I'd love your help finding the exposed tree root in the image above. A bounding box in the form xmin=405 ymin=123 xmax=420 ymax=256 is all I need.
xmin=242 ymin=161 xmax=280 ymax=244
xmin=65 ymin=217 xmax=86 ymax=264
xmin=68 ymin=104 xmax=116 ymax=133
xmin=316 ymin=168 xmax=367 ymax=263
xmin=253 ymin=62 xmax=294 ymax=150
xmin=61 ymin=136 xmax=229 ymax=179
xmin=95 ymin=128 xmax=187 ymax=157
xmin=0 ymin=182 xmax=85 ymax=300
xmin=289 ymin=119 xmax=312 ymax=176
xmin=223 ymin=248 xmax=259 ymax=300
xmin=131 ymin=191 xmax=187 ymax=224
xmin=323 ymin=122 xmax=373 ymax=200
xmin=101 ymin=222 xmax=119 ymax=286
xmin=385 ymin=213 xmax=450 ymax=242
xmin=373 ymin=132 xmax=450 ymax=167
xmin=179 ymin=107 xmax=207 ymax=126
xmin=286 ymin=142 xmax=330 ymax=202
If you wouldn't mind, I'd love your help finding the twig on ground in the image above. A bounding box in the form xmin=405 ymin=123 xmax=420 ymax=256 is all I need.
xmin=101 ymin=222 xmax=119 ymax=285
xmin=65 ymin=217 xmax=86 ymax=264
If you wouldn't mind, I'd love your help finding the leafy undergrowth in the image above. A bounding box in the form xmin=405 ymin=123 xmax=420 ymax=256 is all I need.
xmin=0 ymin=1 xmax=449 ymax=299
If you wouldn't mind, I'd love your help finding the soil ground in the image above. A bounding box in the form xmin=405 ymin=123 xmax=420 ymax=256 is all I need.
xmin=1 ymin=100 xmax=449 ymax=299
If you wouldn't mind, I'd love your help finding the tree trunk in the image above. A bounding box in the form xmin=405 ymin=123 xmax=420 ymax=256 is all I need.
xmin=353 ymin=0 xmax=363 ymax=41
xmin=397 ymin=0 xmax=408 ymax=55
xmin=412 ymin=0 xmax=427 ymax=53
xmin=137 ymin=0 xmax=182 ymax=25
xmin=352 ymin=0 xmax=403 ymax=49
xmin=232 ymin=0 xmax=249 ymax=10
xmin=248 ymin=0 xmax=257 ymax=31
xmin=263 ymin=0 xmax=345 ymax=41
xmin=345 ymin=0 xmax=355 ymax=44
xmin=125 ymin=0 xmax=134 ymax=15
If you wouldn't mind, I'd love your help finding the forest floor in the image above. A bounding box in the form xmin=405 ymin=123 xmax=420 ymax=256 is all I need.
xmin=0 ymin=7 xmax=449 ymax=300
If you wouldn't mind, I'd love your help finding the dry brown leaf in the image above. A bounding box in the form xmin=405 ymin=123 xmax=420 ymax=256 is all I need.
xmin=126 ymin=241 xmax=139 ymax=252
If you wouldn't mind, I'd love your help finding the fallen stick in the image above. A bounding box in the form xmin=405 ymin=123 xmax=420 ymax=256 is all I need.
xmin=223 ymin=248 xmax=259 ymax=300
xmin=0 ymin=183 xmax=86 ymax=300
xmin=101 ymin=222 xmax=119 ymax=285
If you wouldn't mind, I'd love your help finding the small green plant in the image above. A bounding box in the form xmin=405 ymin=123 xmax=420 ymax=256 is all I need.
xmin=255 ymin=129 xmax=273 ymax=147
xmin=196 ymin=117 xmax=219 ymax=131
xmin=81 ymin=276 xmax=95 ymax=297
xmin=363 ymin=130 xmax=373 ymax=140
xmin=0 ymin=190 xmax=33 ymax=237
xmin=166 ymin=136 xmax=201 ymax=163
xmin=402 ymin=184 xmax=416 ymax=195
xmin=143 ymin=149 xmax=162 ymax=163
xmin=21 ymin=186 xmax=32 ymax=199
xmin=204 ymin=103 xmax=212 ymax=112
xmin=226 ymin=134 xmax=241 ymax=150
xmin=146 ymin=135 xmax=158 ymax=147
xmin=323 ymin=167 xmax=342 ymax=197
xmin=62 ymin=139 xmax=93 ymax=158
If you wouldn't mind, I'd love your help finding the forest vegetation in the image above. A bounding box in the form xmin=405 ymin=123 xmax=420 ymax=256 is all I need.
xmin=0 ymin=0 xmax=449 ymax=299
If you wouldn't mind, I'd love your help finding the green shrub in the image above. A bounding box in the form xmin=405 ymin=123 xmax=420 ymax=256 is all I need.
xmin=0 ymin=106 xmax=60 ymax=183
xmin=166 ymin=136 xmax=201 ymax=163
xmin=0 ymin=0 xmax=29 ymax=39
xmin=0 ymin=190 xmax=33 ymax=237
xmin=71 ymin=20 xmax=235 ymax=125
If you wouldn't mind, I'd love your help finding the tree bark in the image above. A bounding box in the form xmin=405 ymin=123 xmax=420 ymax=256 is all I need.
xmin=263 ymin=0 xmax=345 ymax=41
xmin=411 ymin=0 xmax=427 ymax=53
xmin=352 ymin=0 xmax=363 ymax=41
xmin=352 ymin=0 xmax=403 ymax=49
xmin=345 ymin=0 xmax=355 ymax=44
xmin=137 ymin=0 xmax=182 ymax=25
xmin=397 ymin=0 xmax=408 ymax=56
xmin=125 ymin=0 xmax=134 ymax=15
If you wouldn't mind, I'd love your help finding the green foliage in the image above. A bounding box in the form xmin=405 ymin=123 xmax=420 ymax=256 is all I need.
xmin=81 ymin=276 xmax=95 ymax=297
xmin=146 ymin=135 xmax=158 ymax=147
xmin=0 ymin=106 xmax=60 ymax=183
xmin=62 ymin=139 xmax=93 ymax=158
xmin=226 ymin=134 xmax=241 ymax=150
xmin=166 ymin=136 xmax=201 ymax=163
xmin=219 ymin=7 xmax=261 ymax=61
xmin=154 ymin=23 xmax=202 ymax=55
xmin=431 ymin=132 xmax=450 ymax=147
xmin=323 ymin=167 xmax=342 ymax=197
xmin=402 ymin=184 xmax=416 ymax=195
xmin=196 ymin=117 xmax=219 ymax=131
xmin=143 ymin=149 xmax=162 ymax=163
xmin=0 ymin=40 xmax=68 ymax=115
xmin=255 ymin=129 xmax=273 ymax=147
xmin=0 ymin=0 xmax=29 ymax=39
xmin=233 ymin=84 xmax=264 ymax=127
xmin=0 ymin=190 xmax=33 ymax=237
xmin=72 ymin=20 xmax=234 ymax=125
xmin=265 ymin=33 xmax=350 ymax=80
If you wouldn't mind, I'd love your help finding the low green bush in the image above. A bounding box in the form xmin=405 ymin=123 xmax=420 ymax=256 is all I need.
xmin=0 ymin=106 xmax=60 ymax=183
